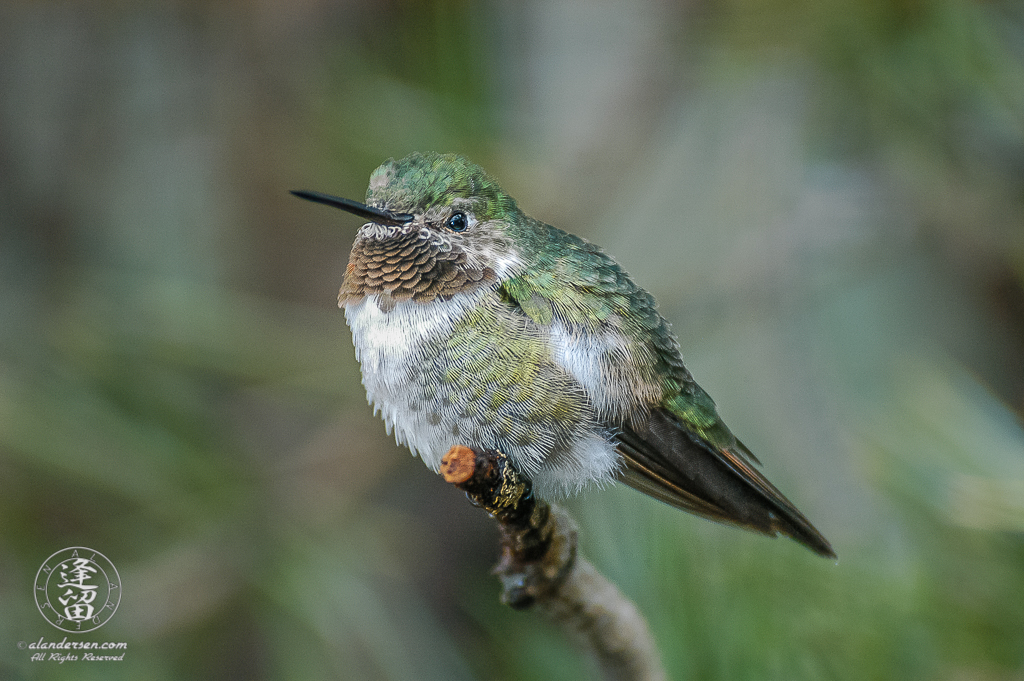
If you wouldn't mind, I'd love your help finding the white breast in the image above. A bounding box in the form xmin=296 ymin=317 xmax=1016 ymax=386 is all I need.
xmin=342 ymin=293 xmax=485 ymax=465
xmin=343 ymin=292 xmax=625 ymax=499
xmin=345 ymin=297 xmax=447 ymax=374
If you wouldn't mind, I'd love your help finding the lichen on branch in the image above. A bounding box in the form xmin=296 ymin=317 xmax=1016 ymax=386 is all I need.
xmin=441 ymin=445 xmax=667 ymax=681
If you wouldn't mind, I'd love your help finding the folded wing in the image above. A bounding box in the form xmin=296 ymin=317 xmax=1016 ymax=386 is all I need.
xmin=616 ymin=408 xmax=836 ymax=558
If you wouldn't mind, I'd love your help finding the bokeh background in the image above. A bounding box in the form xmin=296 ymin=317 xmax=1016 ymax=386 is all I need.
xmin=2 ymin=1 xmax=1023 ymax=679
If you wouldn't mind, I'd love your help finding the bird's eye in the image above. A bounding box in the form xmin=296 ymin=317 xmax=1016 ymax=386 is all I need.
xmin=444 ymin=212 xmax=468 ymax=232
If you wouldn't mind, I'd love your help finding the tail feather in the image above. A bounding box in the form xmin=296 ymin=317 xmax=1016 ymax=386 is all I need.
xmin=616 ymin=408 xmax=836 ymax=558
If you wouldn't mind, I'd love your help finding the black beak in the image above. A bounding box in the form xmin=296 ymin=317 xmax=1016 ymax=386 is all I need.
xmin=290 ymin=190 xmax=414 ymax=227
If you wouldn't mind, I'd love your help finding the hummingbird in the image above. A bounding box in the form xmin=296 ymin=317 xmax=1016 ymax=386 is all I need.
xmin=293 ymin=152 xmax=835 ymax=558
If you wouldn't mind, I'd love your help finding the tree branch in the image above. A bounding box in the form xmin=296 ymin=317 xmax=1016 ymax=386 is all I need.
xmin=440 ymin=445 xmax=667 ymax=681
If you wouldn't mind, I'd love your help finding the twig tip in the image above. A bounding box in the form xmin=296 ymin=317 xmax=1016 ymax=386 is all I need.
xmin=441 ymin=445 xmax=476 ymax=484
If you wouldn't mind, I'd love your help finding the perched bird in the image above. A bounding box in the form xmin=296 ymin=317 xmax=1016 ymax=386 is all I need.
xmin=293 ymin=152 xmax=835 ymax=558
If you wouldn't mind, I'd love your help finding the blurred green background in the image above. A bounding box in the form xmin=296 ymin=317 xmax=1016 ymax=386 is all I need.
xmin=2 ymin=1 xmax=1023 ymax=679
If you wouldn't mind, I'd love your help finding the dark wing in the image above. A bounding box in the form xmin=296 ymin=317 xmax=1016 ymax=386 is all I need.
xmin=616 ymin=408 xmax=836 ymax=558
